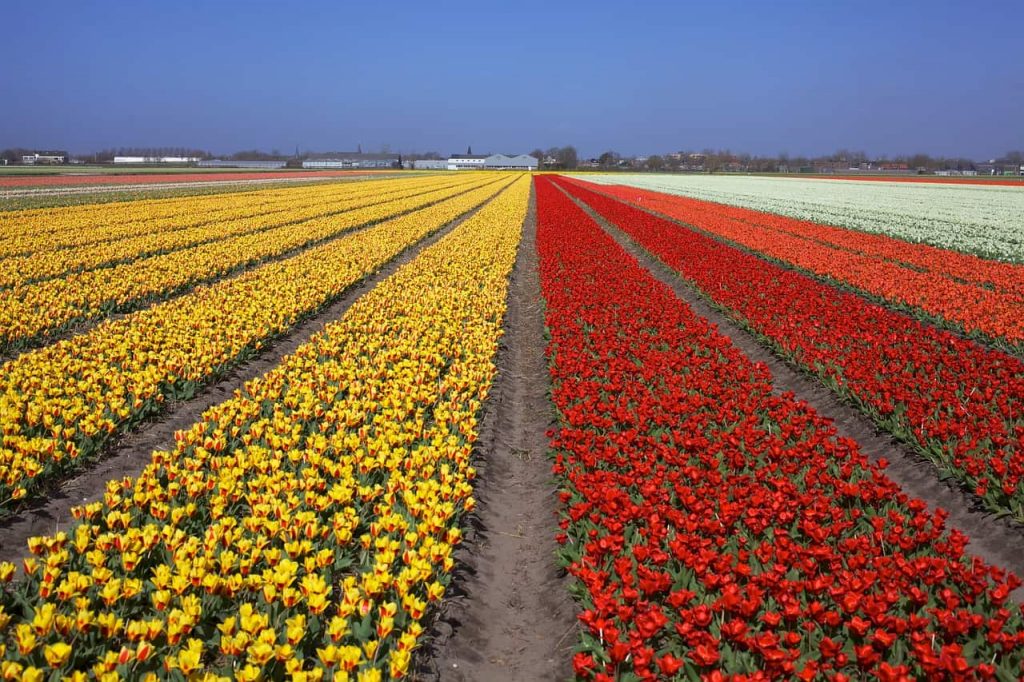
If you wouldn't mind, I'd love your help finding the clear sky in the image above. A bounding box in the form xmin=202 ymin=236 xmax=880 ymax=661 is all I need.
xmin=2 ymin=0 xmax=1021 ymax=159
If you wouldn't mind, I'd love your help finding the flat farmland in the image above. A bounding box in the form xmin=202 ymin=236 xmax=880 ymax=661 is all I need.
xmin=0 ymin=172 xmax=1021 ymax=680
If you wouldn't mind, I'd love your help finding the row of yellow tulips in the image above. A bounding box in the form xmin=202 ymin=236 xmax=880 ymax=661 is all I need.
xmin=0 ymin=175 xmax=472 ymax=289
xmin=0 ymin=175 xmax=517 ymax=510
xmin=0 ymin=175 xmax=500 ymax=353
xmin=0 ymin=177 xmax=385 ymax=255
xmin=0 ymin=174 xmax=530 ymax=680
xmin=0 ymin=186 xmax=312 ymax=257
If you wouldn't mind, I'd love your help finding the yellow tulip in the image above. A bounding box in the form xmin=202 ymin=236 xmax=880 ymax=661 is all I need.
xmin=43 ymin=642 xmax=71 ymax=668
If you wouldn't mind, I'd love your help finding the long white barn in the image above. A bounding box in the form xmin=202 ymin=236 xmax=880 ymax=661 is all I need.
xmin=483 ymin=154 xmax=538 ymax=170
xmin=444 ymin=153 xmax=538 ymax=171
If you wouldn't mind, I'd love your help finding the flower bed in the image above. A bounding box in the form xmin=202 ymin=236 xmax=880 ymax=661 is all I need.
xmin=536 ymin=175 xmax=1024 ymax=680
xmin=554 ymin=176 xmax=1024 ymax=522
xmin=0 ymin=175 xmax=469 ymax=289
xmin=0 ymin=175 xmax=529 ymax=680
xmin=0 ymin=175 xmax=496 ymax=352
xmin=0 ymin=177 xmax=515 ymax=510
xmin=569 ymin=178 xmax=1024 ymax=343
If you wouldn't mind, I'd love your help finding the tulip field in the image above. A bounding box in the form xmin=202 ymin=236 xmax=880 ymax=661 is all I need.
xmin=0 ymin=171 xmax=1022 ymax=680
xmin=538 ymin=175 xmax=1024 ymax=680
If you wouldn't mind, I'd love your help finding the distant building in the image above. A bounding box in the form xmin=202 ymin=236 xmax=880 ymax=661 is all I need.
xmin=978 ymin=162 xmax=1024 ymax=176
xmin=302 ymin=153 xmax=400 ymax=169
xmin=113 ymin=156 xmax=201 ymax=164
xmin=413 ymin=159 xmax=448 ymax=170
xmin=447 ymin=154 xmax=488 ymax=170
xmin=483 ymin=154 xmax=538 ymax=170
xmin=198 ymin=159 xmax=288 ymax=169
xmin=21 ymin=152 xmax=65 ymax=165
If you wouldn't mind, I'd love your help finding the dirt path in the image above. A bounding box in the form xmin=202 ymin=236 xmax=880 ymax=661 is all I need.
xmin=558 ymin=184 xmax=1024 ymax=604
xmin=418 ymin=187 xmax=577 ymax=681
xmin=0 ymin=191 xmax=503 ymax=565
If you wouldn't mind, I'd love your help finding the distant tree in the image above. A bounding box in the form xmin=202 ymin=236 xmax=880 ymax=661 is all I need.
xmin=908 ymin=153 xmax=933 ymax=169
xmin=598 ymin=151 xmax=619 ymax=167
xmin=703 ymin=150 xmax=723 ymax=172
xmin=1 ymin=148 xmax=32 ymax=164
xmin=556 ymin=146 xmax=578 ymax=169
xmin=646 ymin=155 xmax=665 ymax=171
xmin=230 ymin=149 xmax=287 ymax=161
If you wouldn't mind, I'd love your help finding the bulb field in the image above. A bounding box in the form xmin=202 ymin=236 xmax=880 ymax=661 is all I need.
xmin=0 ymin=171 xmax=1021 ymax=680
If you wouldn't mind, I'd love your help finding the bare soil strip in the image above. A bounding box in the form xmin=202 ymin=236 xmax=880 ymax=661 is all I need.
xmin=558 ymin=184 xmax=1024 ymax=604
xmin=0 ymin=190 xmax=505 ymax=565
xmin=419 ymin=187 xmax=577 ymax=681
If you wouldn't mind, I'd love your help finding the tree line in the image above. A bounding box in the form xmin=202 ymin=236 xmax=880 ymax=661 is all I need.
xmin=570 ymin=148 xmax=1024 ymax=173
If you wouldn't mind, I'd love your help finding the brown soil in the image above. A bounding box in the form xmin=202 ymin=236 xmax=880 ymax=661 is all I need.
xmin=558 ymin=184 xmax=1024 ymax=604
xmin=416 ymin=186 xmax=577 ymax=681
xmin=0 ymin=191 xmax=502 ymax=566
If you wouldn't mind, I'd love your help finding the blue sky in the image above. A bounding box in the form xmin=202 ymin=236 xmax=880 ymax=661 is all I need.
xmin=2 ymin=0 xmax=1021 ymax=158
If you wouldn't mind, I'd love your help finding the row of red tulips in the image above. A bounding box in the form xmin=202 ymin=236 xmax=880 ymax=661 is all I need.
xmin=553 ymin=176 xmax=1024 ymax=523
xmin=535 ymin=176 xmax=1024 ymax=680
xmin=582 ymin=179 xmax=1024 ymax=302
